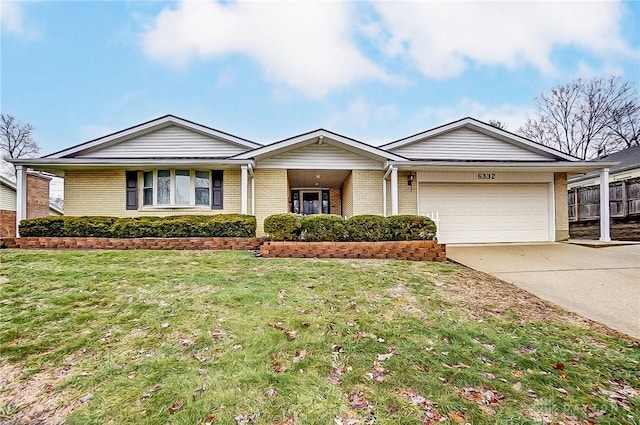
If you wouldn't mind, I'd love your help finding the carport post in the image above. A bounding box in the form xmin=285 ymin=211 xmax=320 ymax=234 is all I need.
xmin=599 ymin=168 xmax=611 ymax=242
xmin=390 ymin=166 xmax=399 ymax=215
xmin=240 ymin=165 xmax=248 ymax=215
xmin=15 ymin=165 xmax=27 ymax=238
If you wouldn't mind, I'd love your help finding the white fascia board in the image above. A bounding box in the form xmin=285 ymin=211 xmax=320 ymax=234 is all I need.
xmin=49 ymin=204 xmax=64 ymax=215
xmin=0 ymin=175 xmax=16 ymax=190
xmin=382 ymin=117 xmax=578 ymax=162
xmin=233 ymin=129 xmax=409 ymax=162
xmin=388 ymin=160 xmax=619 ymax=173
xmin=8 ymin=158 xmax=255 ymax=167
xmin=568 ymin=164 xmax=640 ymax=184
xmin=45 ymin=115 xmax=261 ymax=158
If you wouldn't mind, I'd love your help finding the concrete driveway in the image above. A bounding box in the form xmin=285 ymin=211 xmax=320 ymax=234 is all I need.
xmin=447 ymin=243 xmax=640 ymax=338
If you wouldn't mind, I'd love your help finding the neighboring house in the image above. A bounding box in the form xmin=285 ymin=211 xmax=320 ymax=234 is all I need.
xmin=568 ymin=145 xmax=640 ymax=240
xmin=1 ymin=173 xmax=63 ymax=238
xmin=9 ymin=115 xmax=614 ymax=243
xmin=569 ymin=145 xmax=640 ymax=189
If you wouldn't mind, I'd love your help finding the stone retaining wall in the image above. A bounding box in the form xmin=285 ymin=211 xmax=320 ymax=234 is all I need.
xmin=260 ymin=240 xmax=446 ymax=261
xmin=2 ymin=237 xmax=446 ymax=262
xmin=11 ymin=237 xmax=265 ymax=250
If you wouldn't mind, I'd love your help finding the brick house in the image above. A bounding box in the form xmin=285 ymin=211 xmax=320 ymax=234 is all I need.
xmin=0 ymin=173 xmax=63 ymax=237
xmin=9 ymin=115 xmax=614 ymax=243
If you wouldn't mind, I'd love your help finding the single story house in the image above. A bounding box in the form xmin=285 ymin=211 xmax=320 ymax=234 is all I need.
xmin=8 ymin=116 xmax=615 ymax=243
xmin=568 ymin=145 xmax=640 ymax=240
xmin=1 ymin=173 xmax=63 ymax=238
xmin=568 ymin=145 xmax=640 ymax=189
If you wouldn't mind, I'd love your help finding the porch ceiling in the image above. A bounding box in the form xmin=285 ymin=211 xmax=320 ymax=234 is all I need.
xmin=288 ymin=169 xmax=350 ymax=188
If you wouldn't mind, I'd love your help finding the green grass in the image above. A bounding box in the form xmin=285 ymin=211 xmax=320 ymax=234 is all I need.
xmin=0 ymin=250 xmax=638 ymax=424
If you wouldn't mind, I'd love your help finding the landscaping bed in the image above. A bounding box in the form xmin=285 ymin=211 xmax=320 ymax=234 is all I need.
xmin=0 ymin=250 xmax=638 ymax=424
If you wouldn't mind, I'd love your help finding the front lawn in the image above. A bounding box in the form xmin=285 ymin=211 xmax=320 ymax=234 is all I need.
xmin=0 ymin=250 xmax=638 ymax=424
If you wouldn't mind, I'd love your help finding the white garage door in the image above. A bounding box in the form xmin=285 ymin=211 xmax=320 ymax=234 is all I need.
xmin=419 ymin=183 xmax=550 ymax=244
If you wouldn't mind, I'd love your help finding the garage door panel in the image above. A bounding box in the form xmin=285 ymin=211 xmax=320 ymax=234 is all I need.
xmin=420 ymin=183 xmax=550 ymax=243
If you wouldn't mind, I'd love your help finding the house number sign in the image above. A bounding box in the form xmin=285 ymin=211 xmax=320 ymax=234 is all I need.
xmin=477 ymin=172 xmax=496 ymax=180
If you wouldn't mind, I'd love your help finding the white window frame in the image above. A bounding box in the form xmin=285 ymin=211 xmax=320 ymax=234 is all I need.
xmin=140 ymin=169 xmax=212 ymax=209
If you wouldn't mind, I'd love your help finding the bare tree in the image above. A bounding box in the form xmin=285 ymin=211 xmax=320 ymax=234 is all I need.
xmin=488 ymin=120 xmax=508 ymax=130
xmin=0 ymin=114 xmax=40 ymax=178
xmin=518 ymin=76 xmax=639 ymax=159
xmin=606 ymin=100 xmax=639 ymax=149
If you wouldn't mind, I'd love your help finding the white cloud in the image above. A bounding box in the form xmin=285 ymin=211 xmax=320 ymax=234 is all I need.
xmin=0 ymin=1 xmax=25 ymax=34
xmin=140 ymin=0 xmax=393 ymax=98
xmin=325 ymin=97 xmax=398 ymax=129
xmin=370 ymin=1 xmax=632 ymax=79
xmin=0 ymin=0 xmax=37 ymax=38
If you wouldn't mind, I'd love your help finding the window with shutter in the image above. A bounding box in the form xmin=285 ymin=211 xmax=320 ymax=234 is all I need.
xmin=125 ymin=171 xmax=138 ymax=210
xmin=212 ymin=170 xmax=223 ymax=210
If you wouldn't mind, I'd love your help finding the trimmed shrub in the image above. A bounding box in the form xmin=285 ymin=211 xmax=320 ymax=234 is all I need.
xmin=261 ymin=214 xmax=437 ymax=242
xmin=18 ymin=215 xmax=257 ymax=238
xmin=301 ymin=214 xmax=349 ymax=242
xmin=19 ymin=216 xmax=66 ymax=237
xmin=345 ymin=215 xmax=390 ymax=241
xmin=264 ymin=214 xmax=303 ymax=241
xmin=386 ymin=215 xmax=436 ymax=241
xmin=62 ymin=216 xmax=117 ymax=237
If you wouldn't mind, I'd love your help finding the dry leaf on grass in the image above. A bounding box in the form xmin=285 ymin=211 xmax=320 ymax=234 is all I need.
xmin=293 ymin=350 xmax=307 ymax=363
xmin=366 ymin=362 xmax=386 ymax=382
xmin=169 ymin=401 xmax=185 ymax=413
xmin=348 ymin=392 xmax=371 ymax=410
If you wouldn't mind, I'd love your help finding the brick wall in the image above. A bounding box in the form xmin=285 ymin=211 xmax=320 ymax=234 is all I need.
xmin=254 ymin=169 xmax=288 ymax=235
xmin=14 ymin=237 xmax=265 ymax=250
xmin=386 ymin=171 xmax=418 ymax=216
xmin=64 ymin=169 xmax=242 ymax=217
xmin=342 ymin=172 xmax=353 ymax=217
xmin=26 ymin=173 xmax=52 ymax=219
xmin=0 ymin=173 xmax=52 ymax=237
xmin=554 ymin=172 xmax=569 ymax=241
xmin=330 ymin=188 xmax=341 ymax=215
xmin=0 ymin=210 xmax=16 ymax=237
xmin=260 ymin=240 xmax=446 ymax=262
xmin=352 ymin=170 xmax=384 ymax=216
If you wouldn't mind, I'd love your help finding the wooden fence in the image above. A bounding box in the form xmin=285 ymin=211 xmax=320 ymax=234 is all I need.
xmin=569 ymin=178 xmax=640 ymax=221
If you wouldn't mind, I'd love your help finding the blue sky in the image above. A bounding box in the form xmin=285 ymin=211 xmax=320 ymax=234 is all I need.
xmin=2 ymin=0 xmax=639 ymax=159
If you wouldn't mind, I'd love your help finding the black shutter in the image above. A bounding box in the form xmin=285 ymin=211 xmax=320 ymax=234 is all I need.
xmin=212 ymin=170 xmax=223 ymax=210
xmin=126 ymin=171 xmax=138 ymax=210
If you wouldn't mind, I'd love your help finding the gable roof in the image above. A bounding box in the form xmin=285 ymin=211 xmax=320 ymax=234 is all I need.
xmin=233 ymin=128 xmax=408 ymax=162
xmin=568 ymin=144 xmax=640 ymax=183
xmin=596 ymin=145 xmax=640 ymax=172
xmin=0 ymin=174 xmax=64 ymax=215
xmin=381 ymin=117 xmax=579 ymax=162
xmin=45 ymin=115 xmax=262 ymax=159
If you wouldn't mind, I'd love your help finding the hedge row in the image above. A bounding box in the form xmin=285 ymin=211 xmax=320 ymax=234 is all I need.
xmin=264 ymin=214 xmax=436 ymax=242
xmin=18 ymin=215 xmax=257 ymax=238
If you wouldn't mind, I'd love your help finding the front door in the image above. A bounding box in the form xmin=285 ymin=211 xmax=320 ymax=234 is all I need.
xmin=302 ymin=192 xmax=320 ymax=215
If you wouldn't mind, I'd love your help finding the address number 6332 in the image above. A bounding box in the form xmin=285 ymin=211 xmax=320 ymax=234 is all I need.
xmin=477 ymin=173 xmax=496 ymax=180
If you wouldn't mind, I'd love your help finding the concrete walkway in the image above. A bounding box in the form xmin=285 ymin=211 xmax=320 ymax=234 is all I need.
xmin=447 ymin=243 xmax=640 ymax=338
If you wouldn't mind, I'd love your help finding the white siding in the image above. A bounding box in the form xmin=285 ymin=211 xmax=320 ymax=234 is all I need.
xmin=1 ymin=183 xmax=16 ymax=211
xmin=390 ymin=128 xmax=552 ymax=161
xmin=257 ymin=142 xmax=384 ymax=169
xmin=77 ymin=125 xmax=250 ymax=158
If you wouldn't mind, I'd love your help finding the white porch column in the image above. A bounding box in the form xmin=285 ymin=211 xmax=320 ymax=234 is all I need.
xmin=382 ymin=176 xmax=387 ymax=217
xmin=240 ymin=165 xmax=248 ymax=215
xmin=599 ymin=168 xmax=611 ymax=241
xmin=390 ymin=166 xmax=399 ymax=216
xmin=15 ymin=165 xmax=27 ymax=237
xmin=251 ymin=173 xmax=255 ymax=216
